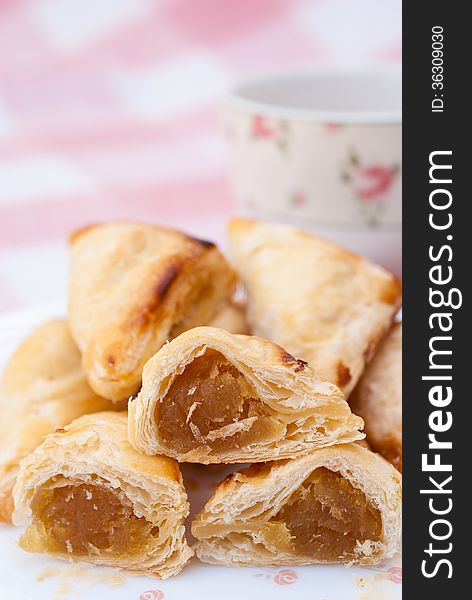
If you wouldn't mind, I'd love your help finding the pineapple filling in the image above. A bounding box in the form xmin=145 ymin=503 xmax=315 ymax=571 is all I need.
xmin=273 ymin=468 xmax=382 ymax=561
xmin=157 ymin=350 xmax=284 ymax=454
xmin=25 ymin=483 xmax=158 ymax=557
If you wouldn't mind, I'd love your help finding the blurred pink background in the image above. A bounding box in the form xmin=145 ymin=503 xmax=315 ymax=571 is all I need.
xmin=0 ymin=0 xmax=401 ymax=314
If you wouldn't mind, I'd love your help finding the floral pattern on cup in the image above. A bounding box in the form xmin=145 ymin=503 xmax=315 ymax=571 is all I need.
xmin=252 ymin=115 xmax=275 ymax=139
xmin=250 ymin=116 xmax=290 ymax=153
xmin=139 ymin=590 xmax=164 ymax=600
xmin=341 ymin=148 xmax=400 ymax=227
xmin=290 ymin=189 xmax=308 ymax=207
xmin=274 ymin=568 xmax=298 ymax=586
xmin=324 ymin=123 xmax=343 ymax=132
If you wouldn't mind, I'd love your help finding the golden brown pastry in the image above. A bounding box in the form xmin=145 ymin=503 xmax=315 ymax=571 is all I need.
xmin=0 ymin=320 xmax=113 ymax=523
xmin=209 ymin=298 xmax=249 ymax=334
xmin=228 ymin=218 xmax=401 ymax=396
xmin=68 ymin=222 xmax=237 ymax=401
xmin=192 ymin=443 xmax=402 ymax=566
xmin=128 ymin=326 xmax=363 ymax=464
xmin=350 ymin=323 xmax=402 ymax=471
xmin=13 ymin=412 xmax=193 ymax=578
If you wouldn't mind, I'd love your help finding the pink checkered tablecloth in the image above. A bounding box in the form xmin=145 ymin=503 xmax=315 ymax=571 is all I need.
xmin=0 ymin=0 xmax=401 ymax=314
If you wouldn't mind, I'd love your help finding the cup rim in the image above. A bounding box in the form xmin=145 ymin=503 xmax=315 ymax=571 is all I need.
xmin=225 ymin=66 xmax=402 ymax=125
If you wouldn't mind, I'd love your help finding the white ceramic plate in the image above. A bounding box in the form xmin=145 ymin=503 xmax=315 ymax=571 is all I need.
xmin=0 ymin=305 xmax=402 ymax=600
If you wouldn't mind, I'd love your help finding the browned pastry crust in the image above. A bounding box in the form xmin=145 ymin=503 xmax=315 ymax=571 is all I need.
xmin=350 ymin=323 xmax=402 ymax=471
xmin=13 ymin=412 xmax=193 ymax=578
xmin=129 ymin=326 xmax=364 ymax=464
xmin=0 ymin=320 xmax=114 ymax=523
xmin=227 ymin=218 xmax=401 ymax=396
xmin=209 ymin=299 xmax=249 ymax=335
xmin=192 ymin=443 xmax=402 ymax=566
xmin=68 ymin=222 xmax=237 ymax=401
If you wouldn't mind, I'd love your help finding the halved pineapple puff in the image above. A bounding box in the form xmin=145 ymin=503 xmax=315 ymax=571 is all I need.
xmin=13 ymin=412 xmax=192 ymax=578
xmin=192 ymin=443 xmax=401 ymax=566
xmin=129 ymin=327 xmax=364 ymax=464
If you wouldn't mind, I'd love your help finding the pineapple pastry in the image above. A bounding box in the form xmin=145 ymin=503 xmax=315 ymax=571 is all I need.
xmin=228 ymin=218 xmax=401 ymax=396
xmin=129 ymin=326 xmax=364 ymax=464
xmin=69 ymin=222 xmax=237 ymax=401
xmin=192 ymin=443 xmax=402 ymax=567
xmin=0 ymin=320 xmax=113 ymax=523
xmin=350 ymin=322 xmax=402 ymax=471
xmin=13 ymin=412 xmax=193 ymax=578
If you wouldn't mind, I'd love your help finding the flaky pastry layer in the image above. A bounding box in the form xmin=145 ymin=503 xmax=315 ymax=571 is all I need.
xmin=0 ymin=320 xmax=114 ymax=523
xmin=68 ymin=222 xmax=236 ymax=401
xmin=192 ymin=443 xmax=401 ymax=566
xmin=129 ymin=326 xmax=363 ymax=464
xmin=13 ymin=412 xmax=193 ymax=578
xmin=228 ymin=218 xmax=401 ymax=396
xmin=350 ymin=323 xmax=402 ymax=471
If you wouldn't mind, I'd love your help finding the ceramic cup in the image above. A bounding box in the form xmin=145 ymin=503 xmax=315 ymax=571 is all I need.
xmin=223 ymin=67 xmax=402 ymax=274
